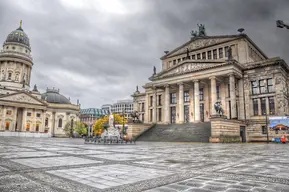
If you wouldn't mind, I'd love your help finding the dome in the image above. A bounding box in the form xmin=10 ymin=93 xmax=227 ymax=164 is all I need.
xmin=41 ymin=88 xmax=71 ymax=104
xmin=4 ymin=22 xmax=30 ymax=48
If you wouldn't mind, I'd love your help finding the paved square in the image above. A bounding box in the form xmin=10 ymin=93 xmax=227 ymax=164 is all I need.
xmin=0 ymin=137 xmax=289 ymax=192
xmin=88 ymin=153 xmax=156 ymax=161
xmin=11 ymin=156 xmax=103 ymax=168
xmin=47 ymin=164 xmax=173 ymax=189
xmin=0 ymin=151 xmax=61 ymax=159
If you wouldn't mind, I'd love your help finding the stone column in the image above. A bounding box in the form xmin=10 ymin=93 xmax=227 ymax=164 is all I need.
xmin=164 ymin=85 xmax=170 ymax=124
xmin=210 ymin=76 xmax=217 ymax=116
xmin=13 ymin=107 xmax=18 ymax=132
xmin=189 ymin=86 xmax=194 ymax=122
xmin=178 ymin=83 xmax=184 ymax=123
xmin=152 ymin=89 xmax=157 ymax=123
xmin=238 ymin=79 xmax=245 ymax=120
xmin=144 ymin=93 xmax=149 ymax=123
xmin=229 ymin=74 xmax=237 ymax=119
xmin=22 ymin=108 xmax=26 ymax=131
xmin=194 ymin=80 xmax=200 ymax=122
xmin=266 ymin=97 xmax=270 ymax=115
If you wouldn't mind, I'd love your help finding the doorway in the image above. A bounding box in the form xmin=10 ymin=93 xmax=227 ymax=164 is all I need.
xmin=184 ymin=105 xmax=190 ymax=123
xmin=240 ymin=126 xmax=246 ymax=142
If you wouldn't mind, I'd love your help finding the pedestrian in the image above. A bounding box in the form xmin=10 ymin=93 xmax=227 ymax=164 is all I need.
xmin=281 ymin=133 xmax=287 ymax=144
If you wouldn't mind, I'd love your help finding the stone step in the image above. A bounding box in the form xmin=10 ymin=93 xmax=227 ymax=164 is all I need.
xmin=137 ymin=122 xmax=211 ymax=142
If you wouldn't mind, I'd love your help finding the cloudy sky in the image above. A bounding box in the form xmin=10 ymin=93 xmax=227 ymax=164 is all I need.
xmin=0 ymin=0 xmax=288 ymax=108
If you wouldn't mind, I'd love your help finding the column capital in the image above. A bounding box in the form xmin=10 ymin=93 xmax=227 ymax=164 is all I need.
xmin=209 ymin=76 xmax=216 ymax=80
xmin=164 ymin=84 xmax=170 ymax=88
xmin=192 ymin=79 xmax=199 ymax=83
xmin=228 ymin=72 xmax=235 ymax=77
xmin=177 ymin=82 xmax=184 ymax=86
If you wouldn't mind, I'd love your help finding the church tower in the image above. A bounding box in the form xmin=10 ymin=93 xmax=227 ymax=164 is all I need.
xmin=0 ymin=21 xmax=33 ymax=90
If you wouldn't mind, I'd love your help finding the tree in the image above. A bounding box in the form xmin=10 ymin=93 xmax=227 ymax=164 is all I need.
xmin=93 ymin=114 xmax=127 ymax=136
xmin=64 ymin=121 xmax=87 ymax=137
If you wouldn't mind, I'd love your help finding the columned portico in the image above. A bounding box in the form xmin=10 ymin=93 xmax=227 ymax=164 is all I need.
xmin=178 ymin=83 xmax=184 ymax=123
xmin=194 ymin=80 xmax=200 ymax=122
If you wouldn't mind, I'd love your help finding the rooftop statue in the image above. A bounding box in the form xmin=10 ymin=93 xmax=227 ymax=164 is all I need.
xmin=191 ymin=23 xmax=207 ymax=38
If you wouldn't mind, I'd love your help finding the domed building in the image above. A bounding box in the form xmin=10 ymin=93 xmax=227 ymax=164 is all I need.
xmin=0 ymin=21 xmax=80 ymax=137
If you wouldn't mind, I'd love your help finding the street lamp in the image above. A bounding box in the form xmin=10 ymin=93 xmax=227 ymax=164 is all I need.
xmin=122 ymin=109 xmax=126 ymax=135
xmin=276 ymin=20 xmax=289 ymax=29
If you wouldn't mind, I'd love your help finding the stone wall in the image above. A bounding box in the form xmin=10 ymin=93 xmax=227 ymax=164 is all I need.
xmin=127 ymin=123 xmax=153 ymax=139
xmin=210 ymin=117 xmax=244 ymax=143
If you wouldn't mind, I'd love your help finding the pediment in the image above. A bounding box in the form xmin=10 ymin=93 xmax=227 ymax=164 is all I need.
xmin=166 ymin=36 xmax=238 ymax=58
xmin=0 ymin=92 xmax=46 ymax=106
xmin=152 ymin=61 xmax=227 ymax=79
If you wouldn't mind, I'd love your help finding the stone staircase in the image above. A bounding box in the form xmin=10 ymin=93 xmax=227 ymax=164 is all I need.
xmin=136 ymin=122 xmax=211 ymax=142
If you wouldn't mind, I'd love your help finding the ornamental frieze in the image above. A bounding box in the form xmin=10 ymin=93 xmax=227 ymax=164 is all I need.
xmin=0 ymin=93 xmax=43 ymax=105
xmin=170 ymin=38 xmax=234 ymax=57
xmin=159 ymin=62 xmax=225 ymax=78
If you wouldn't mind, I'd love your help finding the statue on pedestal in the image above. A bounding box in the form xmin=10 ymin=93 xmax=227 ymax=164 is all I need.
xmin=214 ymin=102 xmax=224 ymax=116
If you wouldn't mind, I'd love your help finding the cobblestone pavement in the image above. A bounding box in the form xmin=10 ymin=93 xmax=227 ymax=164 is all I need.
xmin=0 ymin=138 xmax=288 ymax=192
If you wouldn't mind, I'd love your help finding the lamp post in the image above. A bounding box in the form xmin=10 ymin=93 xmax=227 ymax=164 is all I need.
xmin=276 ymin=20 xmax=289 ymax=29
xmin=122 ymin=109 xmax=126 ymax=135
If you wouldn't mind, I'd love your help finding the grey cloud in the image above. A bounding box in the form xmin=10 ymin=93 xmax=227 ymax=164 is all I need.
xmin=0 ymin=0 xmax=288 ymax=108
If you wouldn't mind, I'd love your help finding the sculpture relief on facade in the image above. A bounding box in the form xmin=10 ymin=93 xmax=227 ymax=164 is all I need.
xmin=170 ymin=37 xmax=235 ymax=57
xmin=159 ymin=62 xmax=225 ymax=78
xmin=0 ymin=93 xmax=42 ymax=105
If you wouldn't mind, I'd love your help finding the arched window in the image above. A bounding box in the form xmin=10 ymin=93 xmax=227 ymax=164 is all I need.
xmin=58 ymin=118 xmax=62 ymax=128
xmin=36 ymin=124 xmax=39 ymax=132
xmin=45 ymin=118 xmax=48 ymax=127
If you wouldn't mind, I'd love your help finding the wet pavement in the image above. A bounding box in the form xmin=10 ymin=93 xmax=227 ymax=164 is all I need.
xmin=0 ymin=137 xmax=288 ymax=192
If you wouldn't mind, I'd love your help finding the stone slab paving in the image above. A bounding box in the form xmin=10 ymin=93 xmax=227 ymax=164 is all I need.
xmin=11 ymin=156 xmax=103 ymax=168
xmin=0 ymin=151 xmax=62 ymax=159
xmin=0 ymin=138 xmax=289 ymax=192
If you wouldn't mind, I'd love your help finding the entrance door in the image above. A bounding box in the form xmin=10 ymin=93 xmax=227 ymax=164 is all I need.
xmin=170 ymin=106 xmax=176 ymax=124
xmin=184 ymin=105 xmax=190 ymax=123
xmin=240 ymin=126 xmax=246 ymax=142
xmin=200 ymin=104 xmax=204 ymax=122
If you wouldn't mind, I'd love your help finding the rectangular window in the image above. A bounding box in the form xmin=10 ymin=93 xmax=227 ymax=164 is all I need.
xmin=8 ymin=73 xmax=12 ymax=80
xmin=192 ymin=55 xmax=196 ymax=60
xmin=267 ymin=78 xmax=273 ymax=92
xmin=213 ymin=49 xmax=217 ymax=59
xmin=225 ymin=46 xmax=229 ymax=57
xmin=207 ymin=51 xmax=212 ymax=60
xmin=251 ymin=81 xmax=258 ymax=95
xmin=158 ymin=108 xmax=162 ymax=122
xmin=261 ymin=98 xmax=266 ymax=115
xmin=184 ymin=91 xmax=190 ymax=103
xmin=27 ymin=112 xmax=32 ymax=116
xmin=149 ymin=109 xmax=153 ymax=122
xmin=170 ymin=93 xmax=177 ymax=104
xmin=262 ymin=126 xmax=267 ymax=134
xmin=150 ymin=96 xmax=153 ymax=107
xmin=219 ymin=48 xmax=223 ymax=58
xmin=216 ymin=85 xmax=220 ymax=99
xmin=177 ymin=58 xmax=181 ymax=63
xmin=6 ymin=110 xmax=12 ymax=115
xmin=259 ymin=79 xmax=266 ymax=94
xmin=158 ymin=95 xmax=162 ymax=106
xmin=142 ymin=103 xmax=145 ymax=112
xmin=173 ymin=60 xmax=176 ymax=65
xmin=36 ymin=113 xmax=41 ymax=118
xmin=269 ymin=97 xmax=275 ymax=115
xmin=182 ymin=57 xmax=186 ymax=61
xmin=199 ymin=88 xmax=204 ymax=101
xmin=253 ymin=99 xmax=258 ymax=116
xmin=197 ymin=53 xmax=201 ymax=60
xmin=202 ymin=52 xmax=206 ymax=60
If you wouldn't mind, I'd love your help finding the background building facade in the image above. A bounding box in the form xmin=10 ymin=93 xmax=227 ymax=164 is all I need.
xmin=132 ymin=27 xmax=289 ymax=141
xmin=101 ymin=100 xmax=134 ymax=118
xmin=0 ymin=22 xmax=80 ymax=137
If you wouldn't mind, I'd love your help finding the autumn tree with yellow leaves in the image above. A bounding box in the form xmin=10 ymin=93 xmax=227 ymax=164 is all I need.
xmin=93 ymin=114 xmax=127 ymax=136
